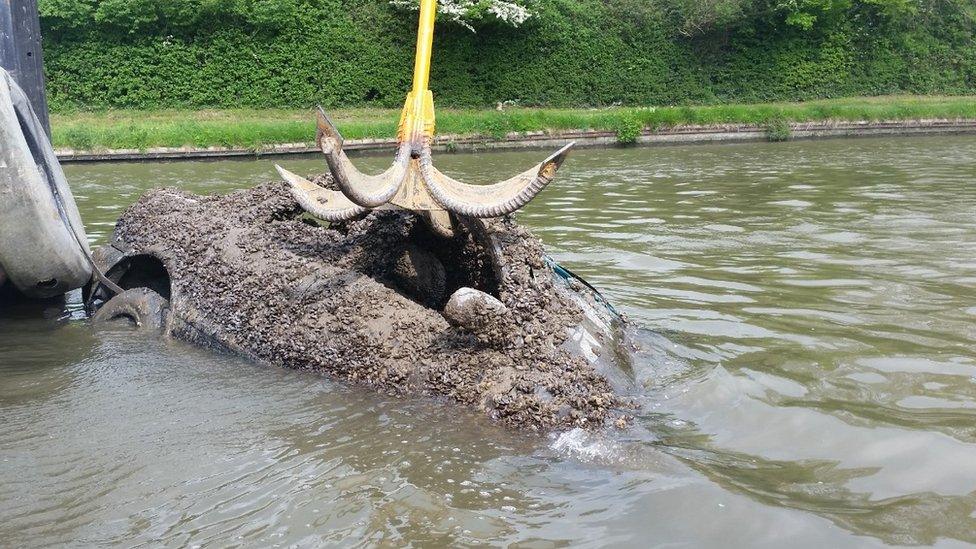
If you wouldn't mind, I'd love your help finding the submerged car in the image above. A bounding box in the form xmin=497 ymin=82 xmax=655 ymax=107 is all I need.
xmin=86 ymin=179 xmax=631 ymax=430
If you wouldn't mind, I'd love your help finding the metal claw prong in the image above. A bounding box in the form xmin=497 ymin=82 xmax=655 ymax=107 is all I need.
xmin=418 ymin=142 xmax=574 ymax=218
xmin=314 ymin=107 xmax=410 ymax=208
xmin=275 ymin=165 xmax=368 ymax=222
xmin=314 ymin=106 xmax=344 ymax=149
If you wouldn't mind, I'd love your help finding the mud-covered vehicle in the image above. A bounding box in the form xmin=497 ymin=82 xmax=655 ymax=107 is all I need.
xmin=86 ymin=179 xmax=631 ymax=430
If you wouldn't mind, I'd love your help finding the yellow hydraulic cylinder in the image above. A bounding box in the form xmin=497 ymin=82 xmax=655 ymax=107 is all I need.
xmin=398 ymin=0 xmax=438 ymax=145
xmin=412 ymin=0 xmax=437 ymax=96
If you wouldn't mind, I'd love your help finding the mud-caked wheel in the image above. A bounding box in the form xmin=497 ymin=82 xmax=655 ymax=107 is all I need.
xmin=92 ymin=287 xmax=170 ymax=330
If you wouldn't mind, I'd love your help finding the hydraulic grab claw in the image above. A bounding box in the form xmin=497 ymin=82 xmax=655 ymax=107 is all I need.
xmin=276 ymin=0 xmax=574 ymax=228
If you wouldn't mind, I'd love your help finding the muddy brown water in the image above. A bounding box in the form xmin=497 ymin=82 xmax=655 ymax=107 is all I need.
xmin=2 ymin=136 xmax=976 ymax=547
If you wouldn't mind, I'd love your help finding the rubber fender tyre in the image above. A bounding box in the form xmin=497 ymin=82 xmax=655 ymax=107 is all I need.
xmin=92 ymin=288 xmax=170 ymax=330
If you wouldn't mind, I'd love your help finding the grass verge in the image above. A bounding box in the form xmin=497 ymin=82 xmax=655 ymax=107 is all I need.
xmin=50 ymin=96 xmax=976 ymax=151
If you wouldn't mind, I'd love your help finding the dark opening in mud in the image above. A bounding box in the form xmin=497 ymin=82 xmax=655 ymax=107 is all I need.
xmin=110 ymin=255 xmax=171 ymax=300
xmin=87 ymin=253 xmax=172 ymax=316
xmin=359 ymin=215 xmax=500 ymax=311
xmin=86 ymin=254 xmax=172 ymax=325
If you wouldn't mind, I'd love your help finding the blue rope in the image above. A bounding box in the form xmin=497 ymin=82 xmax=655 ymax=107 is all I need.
xmin=545 ymin=256 xmax=620 ymax=318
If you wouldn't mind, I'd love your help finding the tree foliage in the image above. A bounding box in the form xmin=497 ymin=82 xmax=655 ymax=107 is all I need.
xmin=37 ymin=0 xmax=976 ymax=110
xmin=39 ymin=0 xmax=299 ymax=33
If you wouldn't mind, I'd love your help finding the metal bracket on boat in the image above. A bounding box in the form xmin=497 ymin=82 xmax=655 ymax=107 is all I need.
xmin=0 ymin=67 xmax=122 ymax=298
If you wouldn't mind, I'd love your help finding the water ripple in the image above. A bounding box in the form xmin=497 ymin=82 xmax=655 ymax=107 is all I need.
xmin=2 ymin=136 xmax=976 ymax=546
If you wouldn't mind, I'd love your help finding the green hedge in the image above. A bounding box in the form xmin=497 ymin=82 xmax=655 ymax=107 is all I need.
xmin=40 ymin=0 xmax=976 ymax=111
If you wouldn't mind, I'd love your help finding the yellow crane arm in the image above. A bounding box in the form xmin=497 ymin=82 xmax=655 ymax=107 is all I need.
xmin=398 ymin=0 xmax=438 ymax=146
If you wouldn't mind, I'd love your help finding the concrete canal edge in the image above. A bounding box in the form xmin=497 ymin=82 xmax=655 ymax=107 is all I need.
xmin=55 ymin=118 xmax=976 ymax=163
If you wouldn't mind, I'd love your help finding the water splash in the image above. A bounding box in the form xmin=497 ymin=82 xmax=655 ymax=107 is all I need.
xmin=550 ymin=428 xmax=619 ymax=463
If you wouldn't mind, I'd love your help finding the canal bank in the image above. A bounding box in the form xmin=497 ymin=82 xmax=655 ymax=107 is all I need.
xmin=49 ymin=96 xmax=976 ymax=163
xmin=54 ymin=118 xmax=976 ymax=163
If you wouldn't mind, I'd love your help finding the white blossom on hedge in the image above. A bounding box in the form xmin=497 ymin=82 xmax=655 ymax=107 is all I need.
xmin=390 ymin=0 xmax=534 ymax=31
xmin=487 ymin=1 xmax=532 ymax=25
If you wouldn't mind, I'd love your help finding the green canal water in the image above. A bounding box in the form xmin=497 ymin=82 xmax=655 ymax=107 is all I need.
xmin=2 ymin=136 xmax=976 ymax=547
